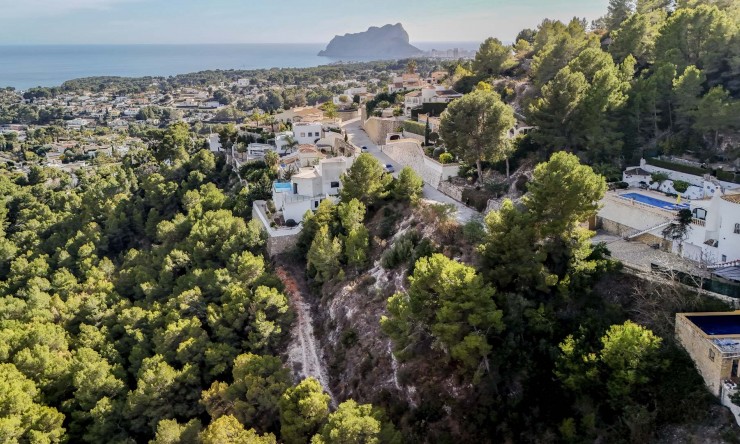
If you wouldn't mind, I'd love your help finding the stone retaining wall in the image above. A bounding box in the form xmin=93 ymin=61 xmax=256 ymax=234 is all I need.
xmin=267 ymin=233 xmax=300 ymax=257
xmin=363 ymin=117 xmax=400 ymax=145
xmin=252 ymin=200 xmax=301 ymax=257
xmin=381 ymin=139 xmax=459 ymax=188
xmin=437 ymin=180 xmax=464 ymax=201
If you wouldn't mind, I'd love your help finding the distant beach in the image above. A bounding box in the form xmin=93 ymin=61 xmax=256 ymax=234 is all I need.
xmin=0 ymin=42 xmax=481 ymax=91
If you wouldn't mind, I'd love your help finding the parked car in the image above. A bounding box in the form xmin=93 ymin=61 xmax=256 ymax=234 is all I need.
xmin=361 ymin=146 xmax=368 ymax=153
xmin=384 ymin=164 xmax=395 ymax=173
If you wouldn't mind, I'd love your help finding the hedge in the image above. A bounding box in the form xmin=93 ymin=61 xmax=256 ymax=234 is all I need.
xmin=716 ymin=170 xmax=740 ymax=184
xmin=402 ymin=120 xmax=426 ymax=136
xmin=645 ymin=157 xmax=706 ymax=176
xmin=646 ymin=157 xmax=740 ymax=184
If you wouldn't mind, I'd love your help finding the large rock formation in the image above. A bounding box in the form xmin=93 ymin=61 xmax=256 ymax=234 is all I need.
xmin=318 ymin=23 xmax=422 ymax=59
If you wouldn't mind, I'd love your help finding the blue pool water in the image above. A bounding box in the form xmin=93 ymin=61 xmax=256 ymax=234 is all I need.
xmin=274 ymin=182 xmax=292 ymax=192
xmin=620 ymin=193 xmax=690 ymax=210
xmin=688 ymin=315 xmax=740 ymax=336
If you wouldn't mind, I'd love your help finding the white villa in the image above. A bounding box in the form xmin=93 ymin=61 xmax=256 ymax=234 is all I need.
xmin=272 ymin=156 xmax=354 ymax=222
xmin=292 ymin=122 xmax=324 ymax=145
xmin=404 ymin=86 xmax=463 ymax=116
xmin=598 ymin=158 xmax=740 ymax=282
xmin=682 ymin=192 xmax=740 ymax=266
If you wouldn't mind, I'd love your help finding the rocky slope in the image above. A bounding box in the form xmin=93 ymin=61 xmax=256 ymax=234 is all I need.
xmin=318 ymin=23 xmax=422 ymax=59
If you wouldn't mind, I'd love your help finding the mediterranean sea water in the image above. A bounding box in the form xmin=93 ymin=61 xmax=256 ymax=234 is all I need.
xmin=0 ymin=42 xmax=480 ymax=90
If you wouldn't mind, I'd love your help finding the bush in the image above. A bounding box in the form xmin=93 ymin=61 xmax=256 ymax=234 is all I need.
xmin=462 ymin=219 xmax=486 ymax=244
xmin=381 ymin=230 xmax=436 ymax=271
xmin=515 ymin=174 xmax=529 ymax=192
xmin=615 ymin=181 xmax=629 ymax=189
xmin=672 ymin=180 xmax=689 ymax=193
xmin=438 ymin=153 xmax=453 ymax=164
xmin=716 ymin=169 xmax=740 ymax=184
xmin=402 ymin=120 xmax=426 ymax=136
xmin=650 ymin=172 xmax=670 ymax=184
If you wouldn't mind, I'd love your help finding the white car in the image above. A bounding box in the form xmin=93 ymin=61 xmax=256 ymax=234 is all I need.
xmin=384 ymin=164 xmax=395 ymax=173
xmin=361 ymin=146 xmax=368 ymax=153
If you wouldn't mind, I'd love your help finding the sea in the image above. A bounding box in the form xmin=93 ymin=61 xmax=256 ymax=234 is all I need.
xmin=0 ymin=42 xmax=481 ymax=91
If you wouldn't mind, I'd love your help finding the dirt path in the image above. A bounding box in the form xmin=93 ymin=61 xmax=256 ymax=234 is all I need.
xmin=276 ymin=264 xmax=336 ymax=405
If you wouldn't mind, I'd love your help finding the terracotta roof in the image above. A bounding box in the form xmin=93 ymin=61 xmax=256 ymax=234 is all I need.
xmin=722 ymin=193 xmax=740 ymax=204
xmin=297 ymin=144 xmax=318 ymax=153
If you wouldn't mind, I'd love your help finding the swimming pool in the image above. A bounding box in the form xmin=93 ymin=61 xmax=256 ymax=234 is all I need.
xmin=273 ymin=182 xmax=292 ymax=193
xmin=620 ymin=193 xmax=690 ymax=210
xmin=687 ymin=315 xmax=740 ymax=336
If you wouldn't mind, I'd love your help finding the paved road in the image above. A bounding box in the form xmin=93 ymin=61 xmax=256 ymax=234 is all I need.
xmin=342 ymin=119 xmax=479 ymax=223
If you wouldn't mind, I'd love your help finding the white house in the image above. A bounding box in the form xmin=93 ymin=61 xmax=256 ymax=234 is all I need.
xmin=272 ymin=156 xmax=354 ymax=222
xmin=66 ymin=119 xmax=91 ymax=130
xmin=389 ymin=73 xmax=424 ymax=93
xmin=624 ymin=159 xmax=739 ymax=200
xmin=681 ymin=192 xmax=740 ymax=266
xmin=292 ymin=122 xmax=324 ymax=145
xmin=404 ymin=86 xmax=462 ymax=116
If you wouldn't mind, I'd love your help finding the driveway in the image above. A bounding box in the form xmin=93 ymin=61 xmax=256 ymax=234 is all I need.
xmin=342 ymin=119 xmax=479 ymax=223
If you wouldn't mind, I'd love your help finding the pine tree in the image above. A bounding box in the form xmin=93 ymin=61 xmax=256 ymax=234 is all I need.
xmin=306 ymin=226 xmax=342 ymax=284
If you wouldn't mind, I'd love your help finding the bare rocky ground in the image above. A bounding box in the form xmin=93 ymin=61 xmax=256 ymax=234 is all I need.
xmin=654 ymin=405 xmax=739 ymax=443
xmin=276 ymin=263 xmax=336 ymax=406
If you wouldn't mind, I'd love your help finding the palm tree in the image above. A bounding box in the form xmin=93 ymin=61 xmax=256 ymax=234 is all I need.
xmin=265 ymin=114 xmax=278 ymax=133
xmin=283 ymin=135 xmax=299 ymax=153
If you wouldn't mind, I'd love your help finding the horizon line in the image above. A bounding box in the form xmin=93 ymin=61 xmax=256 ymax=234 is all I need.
xmin=0 ymin=40 xmax=482 ymax=46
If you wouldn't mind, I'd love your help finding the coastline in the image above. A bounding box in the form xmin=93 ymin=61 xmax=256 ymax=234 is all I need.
xmin=0 ymin=42 xmax=480 ymax=91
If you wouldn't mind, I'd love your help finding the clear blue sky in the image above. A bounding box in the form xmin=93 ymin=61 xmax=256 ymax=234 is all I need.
xmin=0 ymin=0 xmax=609 ymax=45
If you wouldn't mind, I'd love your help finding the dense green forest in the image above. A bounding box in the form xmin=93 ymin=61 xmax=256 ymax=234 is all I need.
xmin=0 ymin=125 xmax=405 ymax=443
xmin=448 ymin=0 xmax=740 ymax=168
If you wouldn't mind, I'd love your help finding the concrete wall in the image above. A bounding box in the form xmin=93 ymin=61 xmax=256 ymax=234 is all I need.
xmin=400 ymin=130 xmax=425 ymax=143
xmin=424 ymin=156 xmax=459 ymax=186
xmin=363 ymin=117 xmax=400 ymax=145
xmin=267 ymin=233 xmax=300 ymax=257
xmin=252 ymin=200 xmax=301 ymax=258
xmin=676 ymin=314 xmax=726 ymax=396
xmin=438 ymin=180 xmax=464 ymax=201
xmin=381 ymin=139 xmax=459 ymax=188
xmin=337 ymin=109 xmax=360 ymax=122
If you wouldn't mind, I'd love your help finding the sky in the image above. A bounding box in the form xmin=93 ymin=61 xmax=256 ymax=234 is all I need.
xmin=0 ymin=0 xmax=610 ymax=45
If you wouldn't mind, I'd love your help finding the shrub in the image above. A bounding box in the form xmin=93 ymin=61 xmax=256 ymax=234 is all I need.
xmin=402 ymin=120 xmax=426 ymax=136
xmin=615 ymin=181 xmax=629 ymax=189
xmin=650 ymin=172 xmax=670 ymax=184
xmin=462 ymin=219 xmax=486 ymax=243
xmin=380 ymin=230 xmax=436 ymax=271
xmin=671 ymin=180 xmax=689 ymax=193
xmin=515 ymin=174 xmax=529 ymax=192
xmin=438 ymin=153 xmax=453 ymax=164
